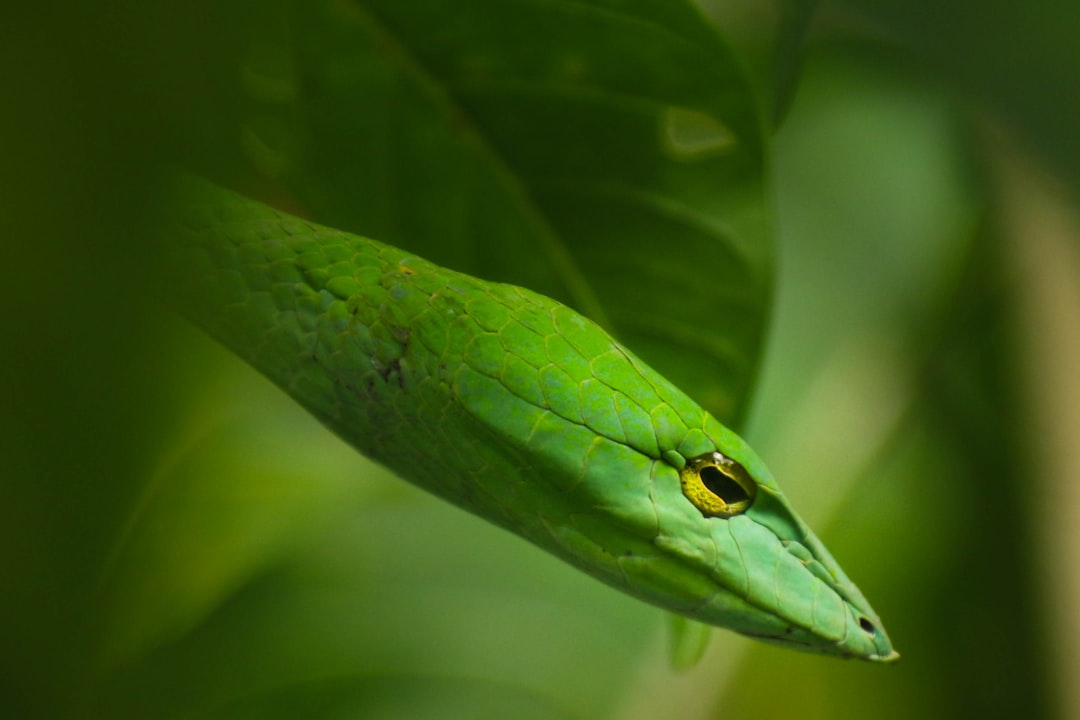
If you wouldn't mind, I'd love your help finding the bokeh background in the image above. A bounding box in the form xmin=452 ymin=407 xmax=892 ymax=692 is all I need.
xmin=3 ymin=1 xmax=1080 ymax=718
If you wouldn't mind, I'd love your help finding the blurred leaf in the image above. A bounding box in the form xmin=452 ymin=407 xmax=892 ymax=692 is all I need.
xmin=200 ymin=675 xmax=577 ymax=720
xmin=771 ymin=0 xmax=818 ymax=126
xmin=236 ymin=0 xmax=771 ymax=422
xmin=839 ymin=0 xmax=1080 ymax=198
xmin=95 ymin=324 xmax=395 ymax=670
xmin=98 ymin=468 xmax=661 ymax=719
xmin=747 ymin=50 xmax=976 ymax=489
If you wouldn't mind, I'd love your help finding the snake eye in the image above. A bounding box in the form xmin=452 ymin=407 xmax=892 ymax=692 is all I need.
xmin=679 ymin=452 xmax=756 ymax=518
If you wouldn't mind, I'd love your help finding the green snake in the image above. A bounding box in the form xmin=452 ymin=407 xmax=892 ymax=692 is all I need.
xmin=160 ymin=175 xmax=897 ymax=662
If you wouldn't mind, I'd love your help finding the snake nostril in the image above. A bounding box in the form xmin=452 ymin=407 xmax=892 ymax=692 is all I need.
xmin=858 ymin=617 xmax=876 ymax=634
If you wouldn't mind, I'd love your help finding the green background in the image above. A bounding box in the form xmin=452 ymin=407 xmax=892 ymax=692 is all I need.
xmin=2 ymin=1 xmax=1077 ymax=718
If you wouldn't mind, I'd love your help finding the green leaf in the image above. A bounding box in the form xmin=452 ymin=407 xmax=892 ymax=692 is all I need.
xmin=239 ymin=0 xmax=771 ymax=423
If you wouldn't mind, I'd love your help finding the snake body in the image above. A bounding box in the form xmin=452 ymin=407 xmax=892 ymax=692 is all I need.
xmin=162 ymin=176 xmax=896 ymax=661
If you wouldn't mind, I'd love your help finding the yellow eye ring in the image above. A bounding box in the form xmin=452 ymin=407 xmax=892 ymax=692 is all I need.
xmin=679 ymin=452 xmax=757 ymax=518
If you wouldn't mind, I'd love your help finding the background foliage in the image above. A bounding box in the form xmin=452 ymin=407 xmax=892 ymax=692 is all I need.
xmin=3 ymin=1 xmax=1079 ymax=718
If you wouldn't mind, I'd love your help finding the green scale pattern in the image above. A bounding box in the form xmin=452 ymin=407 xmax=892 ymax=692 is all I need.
xmin=160 ymin=177 xmax=896 ymax=661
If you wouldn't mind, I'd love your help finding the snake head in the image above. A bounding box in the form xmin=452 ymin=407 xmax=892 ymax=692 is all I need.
xmin=537 ymin=408 xmax=898 ymax=661
xmin=653 ymin=416 xmax=898 ymax=661
xmin=490 ymin=306 xmax=899 ymax=661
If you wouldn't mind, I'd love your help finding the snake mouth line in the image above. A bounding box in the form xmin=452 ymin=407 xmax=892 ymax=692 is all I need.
xmin=737 ymin=629 xmax=899 ymax=661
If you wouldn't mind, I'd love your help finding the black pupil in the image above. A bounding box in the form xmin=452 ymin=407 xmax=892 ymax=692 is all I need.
xmin=859 ymin=617 xmax=876 ymax=634
xmin=700 ymin=465 xmax=749 ymax=505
